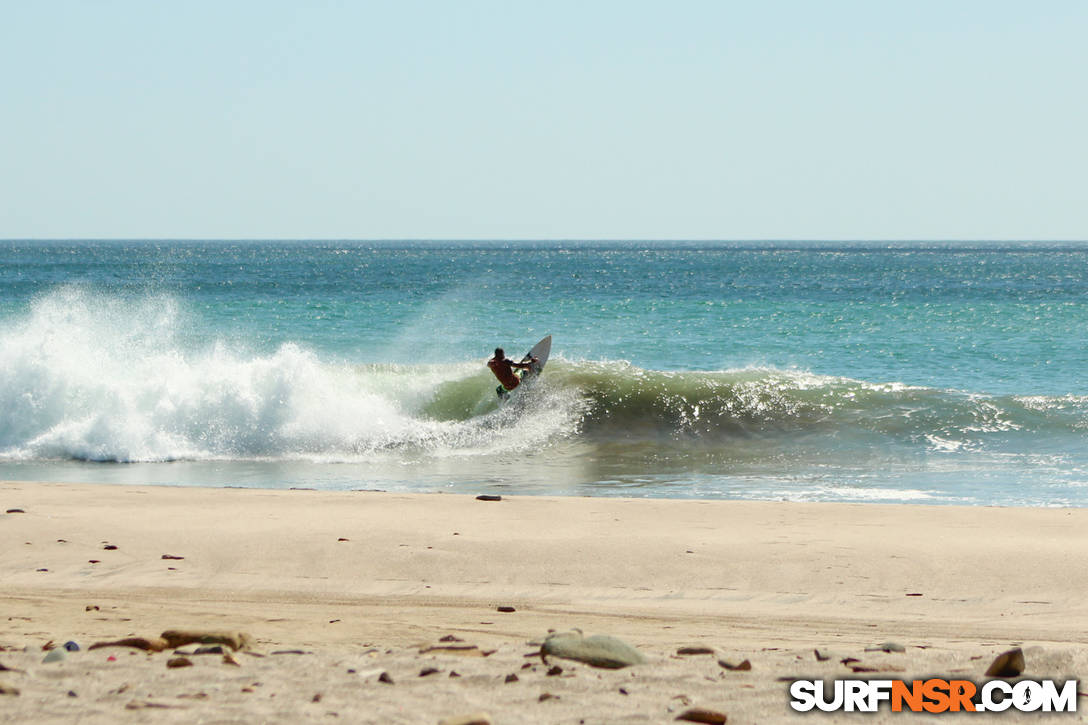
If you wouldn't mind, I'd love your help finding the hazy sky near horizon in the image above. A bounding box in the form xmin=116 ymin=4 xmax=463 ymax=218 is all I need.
xmin=3 ymin=1 xmax=1086 ymax=240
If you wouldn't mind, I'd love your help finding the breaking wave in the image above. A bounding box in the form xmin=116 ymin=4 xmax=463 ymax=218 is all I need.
xmin=1 ymin=289 xmax=1084 ymax=464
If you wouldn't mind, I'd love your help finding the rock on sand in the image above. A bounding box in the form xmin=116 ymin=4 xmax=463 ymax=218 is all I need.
xmin=540 ymin=630 xmax=646 ymax=669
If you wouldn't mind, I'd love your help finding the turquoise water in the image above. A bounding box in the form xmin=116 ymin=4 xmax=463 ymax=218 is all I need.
xmin=1 ymin=240 xmax=1087 ymax=505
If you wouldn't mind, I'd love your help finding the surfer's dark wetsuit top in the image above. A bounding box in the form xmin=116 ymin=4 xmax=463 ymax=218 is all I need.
xmin=488 ymin=357 xmax=527 ymax=391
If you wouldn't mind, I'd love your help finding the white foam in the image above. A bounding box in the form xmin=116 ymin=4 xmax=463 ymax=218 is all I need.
xmin=0 ymin=289 xmax=580 ymax=463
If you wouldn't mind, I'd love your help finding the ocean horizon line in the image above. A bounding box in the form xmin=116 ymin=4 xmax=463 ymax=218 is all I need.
xmin=4 ymin=237 xmax=1088 ymax=245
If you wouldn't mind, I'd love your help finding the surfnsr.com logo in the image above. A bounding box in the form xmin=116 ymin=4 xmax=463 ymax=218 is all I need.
xmin=789 ymin=678 xmax=1078 ymax=713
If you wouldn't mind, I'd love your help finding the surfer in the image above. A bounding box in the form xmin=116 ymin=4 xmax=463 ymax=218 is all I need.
xmin=488 ymin=347 xmax=537 ymax=396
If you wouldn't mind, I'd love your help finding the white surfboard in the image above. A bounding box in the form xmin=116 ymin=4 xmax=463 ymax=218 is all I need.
xmin=518 ymin=335 xmax=552 ymax=380
xmin=496 ymin=335 xmax=551 ymax=400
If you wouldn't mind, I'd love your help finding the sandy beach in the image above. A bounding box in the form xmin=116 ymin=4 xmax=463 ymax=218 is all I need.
xmin=2 ymin=481 xmax=1087 ymax=723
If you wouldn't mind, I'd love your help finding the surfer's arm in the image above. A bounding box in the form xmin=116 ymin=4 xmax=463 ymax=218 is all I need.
xmin=511 ymin=359 xmax=535 ymax=369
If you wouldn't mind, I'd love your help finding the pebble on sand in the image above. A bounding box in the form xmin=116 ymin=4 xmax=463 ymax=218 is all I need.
xmin=676 ymin=707 xmax=728 ymax=724
xmin=125 ymin=700 xmax=177 ymax=710
xmin=160 ymin=629 xmax=253 ymax=651
xmin=0 ymin=682 xmax=20 ymax=696
xmin=865 ymin=642 xmax=906 ymax=653
xmin=540 ymin=630 xmax=647 ymax=669
xmin=89 ymin=637 xmax=169 ymax=652
xmin=167 ymin=657 xmax=194 ymax=669
xmin=985 ymin=647 xmax=1026 ymax=678
xmin=419 ymin=644 xmax=493 ymax=657
xmin=849 ymin=664 xmax=905 ymax=673
xmin=42 ymin=649 xmax=66 ymax=664
xmin=813 ymin=648 xmax=845 ymax=662
xmin=677 ymin=647 xmax=716 ymax=656
xmin=718 ymin=659 xmax=751 ymax=671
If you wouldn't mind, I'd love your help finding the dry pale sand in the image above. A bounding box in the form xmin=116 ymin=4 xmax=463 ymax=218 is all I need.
xmin=2 ymin=480 xmax=1087 ymax=723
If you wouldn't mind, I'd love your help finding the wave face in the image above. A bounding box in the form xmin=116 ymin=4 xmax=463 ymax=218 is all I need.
xmin=550 ymin=362 xmax=1088 ymax=447
xmin=3 ymin=289 xmax=1085 ymax=470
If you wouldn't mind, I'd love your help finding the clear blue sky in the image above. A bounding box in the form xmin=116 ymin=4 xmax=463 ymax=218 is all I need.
xmin=2 ymin=1 xmax=1085 ymax=240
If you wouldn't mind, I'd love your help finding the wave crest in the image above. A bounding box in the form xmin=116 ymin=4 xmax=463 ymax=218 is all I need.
xmin=2 ymin=289 xmax=1084 ymax=464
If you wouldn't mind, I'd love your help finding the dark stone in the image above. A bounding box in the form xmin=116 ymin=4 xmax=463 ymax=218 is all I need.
xmin=985 ymin=648 xmax=1026 ymax=678
xmin=676 ymin=707 xmax=727 ymax=723
xmin=89 ymin=637 xmax=168 ymax=652
xmin=161 ymin=630 xmax=252 ymax=651
xmin=718 ymin=659 xmax=751 ymax=671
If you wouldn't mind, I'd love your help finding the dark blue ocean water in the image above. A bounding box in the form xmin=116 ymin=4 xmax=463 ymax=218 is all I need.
xmin=1 ymin=240 xmax=1086 ymax=505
